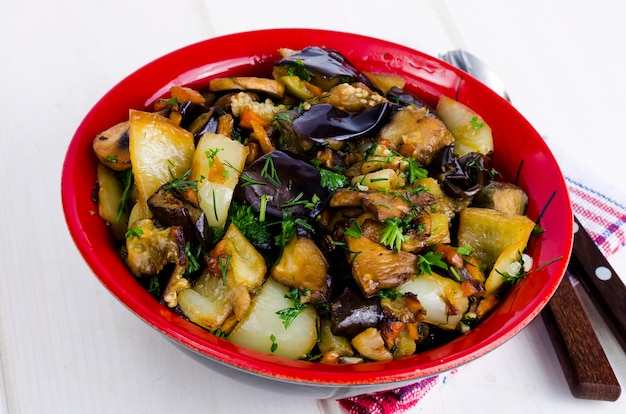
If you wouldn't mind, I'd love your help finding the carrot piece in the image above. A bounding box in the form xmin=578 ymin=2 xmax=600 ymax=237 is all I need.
xmin=250 ymin=120 xmax=275 ymax=154
xmin=170 ymin=85 xmax=206 ymax=104
xmin=208 ymin=155 xmax=227 ymax=184
xmin=216 ymin=114 xmax=234 ymax=137
xmin=433 ymin=244 xmax=463 ymax=268
xmin=239 ymin=105 xmax=269 ymax=129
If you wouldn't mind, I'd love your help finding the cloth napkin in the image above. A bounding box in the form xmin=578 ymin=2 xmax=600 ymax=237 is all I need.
xmin=331 ymin=137 xmax=626 ymax=414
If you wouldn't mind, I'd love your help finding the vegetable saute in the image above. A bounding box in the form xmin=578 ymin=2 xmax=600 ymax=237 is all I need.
xmin=92 ymin=46 xmax=542 ymax=363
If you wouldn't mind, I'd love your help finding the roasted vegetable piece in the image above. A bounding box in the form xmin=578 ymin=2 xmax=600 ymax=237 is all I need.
xmin=274 ymin=46 xmax=373 ymax=91
xmin=473 ymin=181 xmax=529 ymax=215
xmin=346 ymin=234 xmax=418 ymax=296
xmin=96 ymin=163 xmax=130 ymax=240
xmin=125 ymin=218 xmax=189 ymax=307
xmin=291 ymin=103 xmax=391 ymax=144
xmin=484 ymin=239 xmax=532 ymax=295
xmin=271 ymin=227 xmax=330 ymax=300
xmin=385 ymin=86 xmax=429 ymax=109
xmin=316 ymin=82 xmax=385 ymax=112
xmin=399 ymin=272 xmax=470 ymax=330
xmin=147 ymin=185 xmax=212 ymax=251
xmin=330 ymin=283 xmax=384 ymax=337
xmin=351 ymin=327 xmax=393 ymax=361
xmin=363 ymin=71 xmax=407 ymax=95
xmin=177 ymin=101 xmax=210 ymax=130
xmin=436 ymin=95 xmax=494 ymax=157
xmin=379 ymin=106 xmax=454 ymax=167
xmin=350 ymin=168 xmax=404 ymax=192
xmin=279 ymin=75 xmax=322 ymax=101
xmin=211 ymin=223 xmax=267 ymax=320
xmin=189 ymin=107 xmax=227 ymax=140
xmin=128 ymin=110 xmax=195 ymax=205
xmin=457 ymin=207 xmax=536 ymax=271
xmin=209 ymin=77 xmax=285 ymax=99
xmin=318 ymin=318 xmax=354 ymax=360
xmin=190 ymin=132 xmax=249 ymax=229
xmin=227 ymin=277 xmax=318 ymax=359
xmin=433 ymin=145 xmax=492 ymax=199
xmin=93 ymin=121 xmax=131 ymax=171
xmin=236 ymin=150 xmax=333 ymax=220
xmin=177 ymin=268 xmax=232 ymax=331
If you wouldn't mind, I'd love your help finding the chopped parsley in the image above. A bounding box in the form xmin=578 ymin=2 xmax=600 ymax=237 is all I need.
xmin=344 ymin=221 xmax=363 ymax=238
xmin=311 ymin=159 xmax=349 ymax=192
xmin=279 ymin=192 xmax=318 ymax=209
xmin=470 ymin=116 xmax=485 ymax=130
xmin=217 ymin=254 xmax=232 ymax=285
xmin=116 ymin=169 xmax=134 ymax=223
xmin=125 ymin=227 xmax=143 ymax=238
xmin=260 ymin=156 xmax=281 ymax=186
xmin=184 ymin=242 xmax=203 ymax=277
xmin=418 ymin=251 xmax=448 ymax=275
xmin=228 ymin=200 xmax=272 ymax=249
xmin=380 ymin=217 xmax=412 ymax=251
xmin=285 ymin=58 xmax=314 ymax=81
xmin=269 ymin=334 xmax=278 ymax=352
xmin=164 ymin=168 xmax=199 ymax=193
xmin=240 ymin=172 xmax=266 ymax=187
xmin=276 ymin=288 xmax=309 ymax=329
xmin=379 ymin=289 xmax=404 ymax=300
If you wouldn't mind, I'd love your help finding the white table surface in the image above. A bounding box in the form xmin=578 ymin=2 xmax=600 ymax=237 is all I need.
xmin=2 ymin=0 xmax=626 ymax=413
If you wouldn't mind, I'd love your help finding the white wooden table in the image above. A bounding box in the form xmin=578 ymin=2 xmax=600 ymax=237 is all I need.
xmin=2 ymin=1 xmax=626 ymax=413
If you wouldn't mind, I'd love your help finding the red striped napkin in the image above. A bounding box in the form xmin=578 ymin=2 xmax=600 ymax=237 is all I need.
xmin=329 ymin=138 xmax=626 ymax=414
xmin=335 ymin=370 xmax=456 ymax=414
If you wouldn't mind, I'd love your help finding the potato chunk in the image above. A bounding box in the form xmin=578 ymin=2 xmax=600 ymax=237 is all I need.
xmin=128 ymin=110 xmax=195 ymax=203
xmin=457 ymin=207 xmax=535 ymax=271
xmin=227 ymin=278 xmax=318 ymax=359
xmin=436 ymin=95 xmax=493 ymax=157
xmin=271 ymin=234 xmax=329 ymax=298
xmin=178 ymin=270 xmax=232 ymax=331
xmin=191 ymin=132 xmax=249 ymax=229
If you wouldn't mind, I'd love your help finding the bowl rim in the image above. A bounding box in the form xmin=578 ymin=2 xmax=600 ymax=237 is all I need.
xmin=61 ymin=28 xmax=573 ymax=387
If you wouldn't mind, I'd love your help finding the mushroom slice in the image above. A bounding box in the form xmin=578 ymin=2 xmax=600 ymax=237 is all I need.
xmin=345 ymin=235 xmax=417 ymax=296
xmin=92 ymin=121 xmax=131 ymax=171
xmin=125 ymin=218 xmax=189 ymax=307
xmin=209 ymin=77 xmax=285 ymax=99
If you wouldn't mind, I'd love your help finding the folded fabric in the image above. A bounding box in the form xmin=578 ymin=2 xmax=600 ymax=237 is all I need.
xmin=330 ymin=138 xmax=626 ymax=414
xmin=335 ymin=371 xmax=455 ymax=414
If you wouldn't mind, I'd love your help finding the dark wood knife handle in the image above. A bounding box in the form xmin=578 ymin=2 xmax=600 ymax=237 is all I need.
xmin=570 ymin=215 xmax=626 ymax=352
xmin=541 ymin=275 xmax=621 ymax=401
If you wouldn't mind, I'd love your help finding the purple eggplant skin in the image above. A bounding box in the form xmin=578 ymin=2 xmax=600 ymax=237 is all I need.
xmin=432 ymin=145 xmax=492 ymax=199
xmin=385 ymin=86 xmax=430 ymax=109
xmin=291 ymin=102 xmax=392 ymax=143
xmin=330 ymin=282 xmax=384 ymax=338
xmin=147 ymin=186 xmax=212 ymax=251
xmin=178 ymin=101 xmax=209 ymax=130
xmin=274 ymin=46 xmax=374 ymax=90
xmin=190 ymin=107 xmax=231 ymax=141
xmin=235 ymin=150 xmax=334 ymax=220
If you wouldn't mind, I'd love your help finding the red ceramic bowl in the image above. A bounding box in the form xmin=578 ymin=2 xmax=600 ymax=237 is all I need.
xmin=61 ymin=29 xmax=573 ymax=398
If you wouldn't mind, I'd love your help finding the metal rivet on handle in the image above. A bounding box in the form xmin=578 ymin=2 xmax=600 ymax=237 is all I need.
xmin=595 ymin=266 xmax=612 ymax=281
